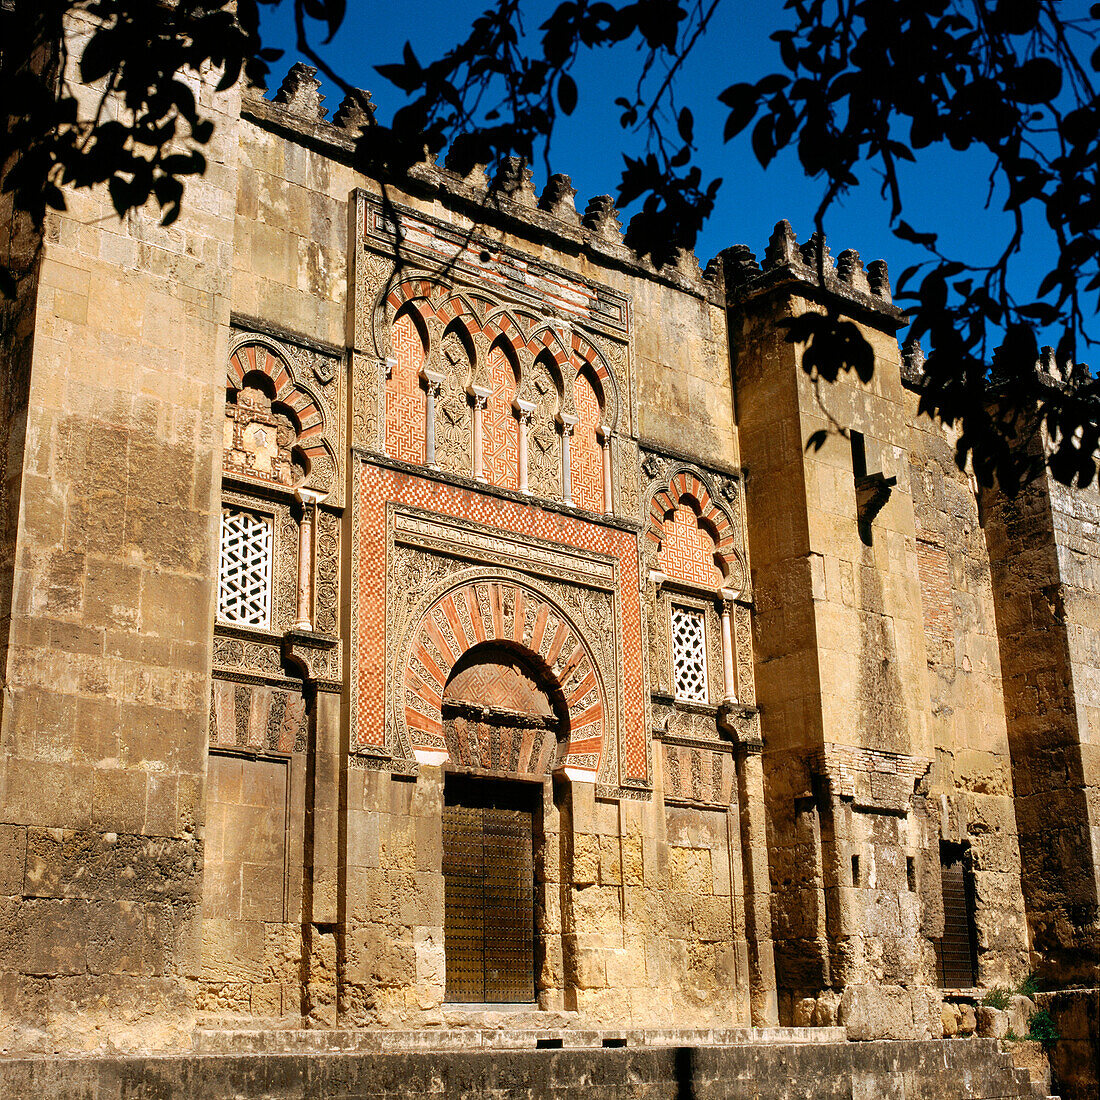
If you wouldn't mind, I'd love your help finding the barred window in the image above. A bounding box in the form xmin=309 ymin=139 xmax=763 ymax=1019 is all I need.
xmin=671 ymin=605 xmax=708 ymax=703
xmin=218 ymin=507 xmax=273 ymax=627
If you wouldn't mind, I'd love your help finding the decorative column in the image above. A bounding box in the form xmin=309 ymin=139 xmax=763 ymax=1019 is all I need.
xmin=598 ymin=424 xmax=613 ymax=515
xmin=514 ymin=398 xmax=535 ymax=494
xmin=469 ymin=385 xmax=491 ymax=482
xmin=421 ymin=368 xmax=445 ymax=467
xmin=719 ymin=588 xmax=739 ymax=704
xmin=294 ymin=488 xmax=329 ymax=631
xmin=558 ymin=413 xmax=578 ymax=505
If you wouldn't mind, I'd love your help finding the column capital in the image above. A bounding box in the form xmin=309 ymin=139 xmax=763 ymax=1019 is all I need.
xmin=420 ymin=367 xmax=446 ymax=393
xmin=295 ymin=487 xmax=329 ymax=509
xmin=719 ymin=586 xmax=741 ymax=606
xmin=513 ymin=397 xmax=536 ymax=422
xmin=557 ymin=412 xmax=579 ymax=434
xmin=468 ymin=384 xmax=492 ymax=408
xmin=384 ymin=356 xmax=397 ymax=379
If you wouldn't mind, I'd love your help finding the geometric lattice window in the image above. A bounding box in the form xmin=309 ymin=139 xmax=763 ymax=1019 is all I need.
xmin=217 ymin=507 xmax=273 ymax=627
xmin=671 ymin=605 xmax=708 ymax=703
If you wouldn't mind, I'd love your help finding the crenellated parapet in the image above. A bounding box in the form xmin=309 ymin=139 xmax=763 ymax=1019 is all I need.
xmin=721 ymin=219 xmax=907 ymax=331
xmin=243 ymin=67 xmax=733 ymax=301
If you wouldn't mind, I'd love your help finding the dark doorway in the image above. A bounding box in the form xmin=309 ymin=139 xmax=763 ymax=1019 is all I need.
xmin=935 ymin=841 xmax=979 ymax=987
xmin=443 ymin=773 xmax=538 ymax=1003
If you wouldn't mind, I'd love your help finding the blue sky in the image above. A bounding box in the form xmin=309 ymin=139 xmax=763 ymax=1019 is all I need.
xmin=256 ymin=1 xmax=1086 ymax=335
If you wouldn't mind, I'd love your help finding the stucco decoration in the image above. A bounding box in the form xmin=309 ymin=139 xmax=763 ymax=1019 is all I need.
xmin=226 ymin=331 xmax=344 ymax=507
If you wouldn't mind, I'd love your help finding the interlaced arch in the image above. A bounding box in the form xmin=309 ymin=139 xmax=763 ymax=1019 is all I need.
xmin=646 ymin=470 xmax=740 ymax=590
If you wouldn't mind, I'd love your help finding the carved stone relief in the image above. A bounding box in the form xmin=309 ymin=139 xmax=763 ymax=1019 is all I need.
xmin=315 ymin=508 xmax=339 ymax=636
xmin=660 ymin=740 xmax=735 ymax=806
xmin=210 ymin=678 xmax=308 ymax=754
xmin=354 ymin=245 xmax=394 ymax=359
xmin=706 ymin=603 xmax=724 ymax=706
xmin=525 ymin=360 xmax=561 ymax=499
xmin=228 ymin=330 xmax=346 ymax=510
xmin=285 ymin=638 xmax=342 ymax=691
xmin=436 ymin=330 xmax=473 ymax=475
xmin=734 ymin=603 xmax=756 ymax=706
xmin=646 ymin=579 xmax=671 ymax=696
xmin=213 ymin=635 xmax=284 ymax=677
xmin=351 ymin=352 xmax=382 ymax=451
xmin=589 ymin=333 xmax=630 ymax=435
xmin=612 ymin=435 xmax=641 ymax=522
xmin=274 ymin=504 xmax=300 ymax=634
xmin=378 ymin=505 xmax=626 ymax=786
xmin=388 ymin=561 xmax=619 ymax=784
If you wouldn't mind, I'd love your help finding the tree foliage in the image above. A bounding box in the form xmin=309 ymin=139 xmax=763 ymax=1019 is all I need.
xmin=2 ymin=0 xmax=1099 ymax=491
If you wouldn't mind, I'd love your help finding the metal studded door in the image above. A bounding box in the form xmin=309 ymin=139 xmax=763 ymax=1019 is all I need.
xmin=443 ymin=777 xmax=536 ymax=1003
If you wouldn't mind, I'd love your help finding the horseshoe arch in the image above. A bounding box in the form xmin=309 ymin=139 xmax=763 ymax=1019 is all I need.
xmin=400 ymin=577 xmax=606 ymax=781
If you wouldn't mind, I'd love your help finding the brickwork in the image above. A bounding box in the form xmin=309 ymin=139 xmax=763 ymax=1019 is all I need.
xmin=572 ymin=369 xmax=604 ymax=512
xmin=659 ymin=505 xmax=724 ymax=589
xmin=485 ymin=345 xmax=519 ymax=490
xmin=916 ymin=537 xmax=953 ymax=662
xmin=401 ymin=578 xmax=605 ymax=774
xmin=352 ymin=462 xmax=647 ymax=783
xmin=385 ymin=311 xmax=427 ymax=465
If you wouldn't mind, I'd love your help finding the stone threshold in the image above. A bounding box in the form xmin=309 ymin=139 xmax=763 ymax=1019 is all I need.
xmin=190 ymin=1024 xmax=848 ymax=1054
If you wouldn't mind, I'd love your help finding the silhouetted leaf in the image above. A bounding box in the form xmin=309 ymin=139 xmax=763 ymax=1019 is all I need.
xmin=557 ymin=73 xmax=577 ymax=115
xmin=895 ymin=221 xmax=938 ymax=248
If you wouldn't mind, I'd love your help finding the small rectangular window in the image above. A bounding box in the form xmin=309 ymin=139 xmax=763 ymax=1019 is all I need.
xmin=218 ymin=507 xmax=273 ymax=627
xmin=671 ymin=605 xmax=708 ymax=703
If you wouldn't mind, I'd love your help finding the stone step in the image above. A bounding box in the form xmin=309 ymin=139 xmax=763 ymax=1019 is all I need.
xmin=191 ymin=1023 xmax=849 ymax=1055
xmin=0 ymin=1037 xmax=1044 ymax=1099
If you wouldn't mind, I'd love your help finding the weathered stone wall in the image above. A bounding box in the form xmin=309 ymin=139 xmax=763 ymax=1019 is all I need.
xmin=984 ymin=452 xmax=1100 ymax=983
xmin=904 ymin=385 xmax=1030 ymax=985
xmin=0 ymin=13 xmax=239 ymax=1052
xmin=339 ymin=767 xmax=753 ymax=1030
xmin=1038 ymin=987 xmax=1100 ymax=1100
xmin=5 ymin=21 xmax=1100 ymax=1059
xmin=197 ymin=751 xmax=307 ymax=1020
xmin=729 ymin=243 xmax=953 ymax=1032
xmin=0 ymin=1037 xmax=1046 ymax=1100
xmin=214 ymin=70 xmax=763 ymax=1033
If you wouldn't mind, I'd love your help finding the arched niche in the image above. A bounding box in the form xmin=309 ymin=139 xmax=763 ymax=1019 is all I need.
xmin=483 ymin=338 xmax=520 ymax=490
xmin=442 ymin=641 xmax=569 ymax=778
xmin=571 ymin=364 xmax=605 ymax=513
xmin=646 ymin=470 xmax=744 ymax=592
xmin=225 ymin=342 xmax=327 ymax=488
xmin=385 ymin=305 xmax=429 ymax=464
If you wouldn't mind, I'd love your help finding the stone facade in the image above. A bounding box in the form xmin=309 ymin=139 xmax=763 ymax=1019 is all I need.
xmin=2 ymin=41 xmax=1100 ymax=1079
